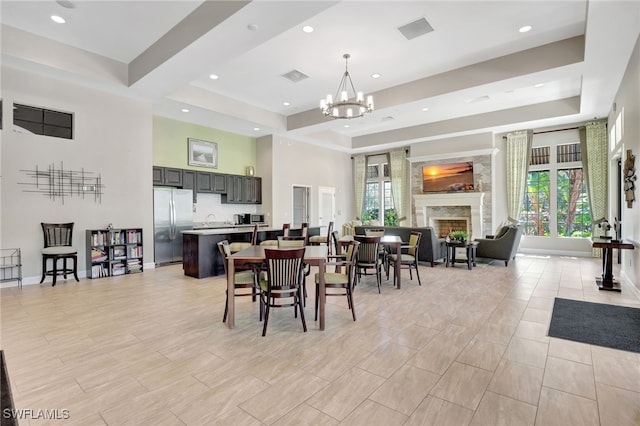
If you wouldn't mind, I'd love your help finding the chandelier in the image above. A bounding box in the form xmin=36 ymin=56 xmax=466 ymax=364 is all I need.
xmin=320 ymin=53 xmax=374 ymax=119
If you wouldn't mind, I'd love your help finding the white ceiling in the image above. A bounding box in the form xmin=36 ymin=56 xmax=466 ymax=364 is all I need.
xmin=2 ymin=0 xmax=639 ymax=153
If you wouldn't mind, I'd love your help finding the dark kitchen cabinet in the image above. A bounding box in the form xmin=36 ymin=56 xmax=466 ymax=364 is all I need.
xmin=182 ymin=170 xmax=197 ymax=202
xmin=196 ymin=172 xmax=214 ymax=193
xmin=222 ymin=175 xmax=261 ymax=204
xmin=152 ymin=166 xmax=183 ymax=187
xmin=211 ymin=173 xmax=227 ymax=193
xmin=196 ymin=172 xmax=227 ymax=194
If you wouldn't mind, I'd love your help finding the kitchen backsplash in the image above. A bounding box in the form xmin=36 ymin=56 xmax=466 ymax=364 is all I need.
xmin=192 ymin=193 xmax=260 ymax=224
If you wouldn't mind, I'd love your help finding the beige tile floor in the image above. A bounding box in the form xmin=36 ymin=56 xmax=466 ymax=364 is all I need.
xmin=2 ymin=254 xmax=640 ymax=425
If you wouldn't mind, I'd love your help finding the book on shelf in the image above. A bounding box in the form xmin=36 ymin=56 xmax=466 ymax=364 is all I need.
xmin=126 ymin=230 xmax=142 ymax=244
xmin=111 ymin=263 xmax=126 ymax=276
xmin=127 ymin=246 xmax=143 ymax=258
xmin=91 ymin=248 xmax=107 ymax=262
xmin=91 ymin=264 xmax=108 ymax=278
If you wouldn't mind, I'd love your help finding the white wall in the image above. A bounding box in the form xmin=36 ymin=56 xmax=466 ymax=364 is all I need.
xmin=611 ymin=34 xmax=640 ymax=291
xmin=268 ymin=135 xmax=352 ymax=232
xmin=1 ymin=66 xmax=154 ymax=284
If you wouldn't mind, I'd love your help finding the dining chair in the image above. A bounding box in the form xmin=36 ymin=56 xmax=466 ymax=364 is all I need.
xmin=259 ymin=247 xmax=307 ymax=336
xmin=330 ymin=230 xmax=341 ymax=263
xmin=260 ymin=223 xmax=290 ymax=247
xmin=277 ymin=235 xmax=309 ymax=304
xmin=40 ymin=222 xmax=79 ymax=286
xmin=386 ymin=231 xmax=422 ymax=287
xmin=315 ymin=240 xmax=360 ymax=321
xmin=308 ymin=221 xmax=334 ymax=250
xmin=300 ymin=222 xmax=309 ymax=245
xmin=229 ymin=224 xmax=258 ymax=252
xmin=364 ymin=227 xmax=388 ymax=274
xmin=217 ymin=240 xmax=258 ymax=323
xmin=277 ymin=235 xmax=306 ymax=248
xmin=354 ymin=235 xmax=383 ymax=293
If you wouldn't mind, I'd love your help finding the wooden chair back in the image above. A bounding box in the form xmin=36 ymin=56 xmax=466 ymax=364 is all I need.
xmin=354 ymin=235 xmax=381 ymax=264
xmin=42 ymin=222 xmax=74 ymax=248
xmin=277 ymin=236 xmax=306 ymax=248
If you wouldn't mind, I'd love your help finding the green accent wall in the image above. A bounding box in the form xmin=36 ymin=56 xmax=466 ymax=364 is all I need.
xmin=153 ymin=116 xmax=256 ymax=175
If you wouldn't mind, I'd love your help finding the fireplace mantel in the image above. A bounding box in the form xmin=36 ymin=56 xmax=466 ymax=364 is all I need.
xmin=414 ymin=192 xmax=485 ymax=240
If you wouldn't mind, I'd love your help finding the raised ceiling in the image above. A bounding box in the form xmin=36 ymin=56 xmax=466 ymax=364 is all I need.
xmin=2 ymin=1 xmax=639 ymax=153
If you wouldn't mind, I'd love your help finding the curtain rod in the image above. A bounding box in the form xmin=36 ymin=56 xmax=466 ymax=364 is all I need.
xmin=501 ymin=126 xmax=580 ymax=140
xmin=350 ymin=148 xmax=409 ymax=160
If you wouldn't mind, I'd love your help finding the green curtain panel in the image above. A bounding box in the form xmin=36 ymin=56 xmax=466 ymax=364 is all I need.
xmin=353 ymin=154 xmax=366 ymax=220
xmin=389 ymin=149 xmax=407 ymax=226
xmin=506 ymin=130 xmax=533 ymax=223
xmin=580 ymin=121 xmax=608 ymax=257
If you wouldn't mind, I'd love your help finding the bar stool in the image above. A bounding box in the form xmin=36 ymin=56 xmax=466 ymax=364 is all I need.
xmin=40 ymin=222 xmax=79 ymax=286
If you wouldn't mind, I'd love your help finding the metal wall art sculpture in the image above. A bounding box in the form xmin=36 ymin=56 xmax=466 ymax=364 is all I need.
xmin=19 ymin=162 xmax=104 ymax=204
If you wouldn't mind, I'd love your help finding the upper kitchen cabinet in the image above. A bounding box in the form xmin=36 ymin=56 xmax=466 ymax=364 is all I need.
xmin=222 ymin=175 xmax=261 ymax=204
xmin=196 ymin=172 xmax=227 ymax=194
xmin=152 ymin=166 xmax=183 ymax=187
xmin=182 ymin=170 xmax=197 ymax=203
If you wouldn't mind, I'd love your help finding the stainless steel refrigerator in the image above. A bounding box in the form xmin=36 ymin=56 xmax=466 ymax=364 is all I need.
xmin=153 ymin=187 xmax=193 ymax=265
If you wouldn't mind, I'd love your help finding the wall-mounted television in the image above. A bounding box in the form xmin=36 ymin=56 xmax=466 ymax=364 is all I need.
xmin=422 ymin=162 xmax=474 ymax=192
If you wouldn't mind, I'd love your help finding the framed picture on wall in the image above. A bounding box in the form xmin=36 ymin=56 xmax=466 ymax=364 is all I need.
xmin=188 ymin=138 xmax=218 ymax=168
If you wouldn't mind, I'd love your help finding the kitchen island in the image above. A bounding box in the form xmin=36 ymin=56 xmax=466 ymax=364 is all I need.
xmin=182 ymin=226 xmax=320 ymax=278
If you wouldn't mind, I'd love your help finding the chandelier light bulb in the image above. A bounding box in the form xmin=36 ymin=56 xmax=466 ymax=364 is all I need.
xmin=319 ymin=53 xmax=374 ymax=120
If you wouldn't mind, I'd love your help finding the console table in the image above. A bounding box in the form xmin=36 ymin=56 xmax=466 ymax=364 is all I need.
xmin=591 ymin=238 xmax=634 ymax=291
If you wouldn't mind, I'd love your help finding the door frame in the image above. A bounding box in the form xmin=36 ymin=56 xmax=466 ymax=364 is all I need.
xmin=318 ymin=186 xmax=336 ymax=229
xmin=292 ymin=185 xmax=311 ymax=227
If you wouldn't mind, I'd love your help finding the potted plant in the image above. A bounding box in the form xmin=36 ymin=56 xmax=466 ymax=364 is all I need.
xmin=450 ymin=230 xmax=468 ymax=243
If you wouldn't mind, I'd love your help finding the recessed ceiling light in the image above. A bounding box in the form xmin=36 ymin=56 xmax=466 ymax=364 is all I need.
xmin=344 ymin=124 xmax=350 ymax=128
xmin=302 ymin=25 xmax=314 ymax=33
xmin=282 ymin=102 xmax=291 ymax=106
xmin=253 ymin=127 xmax=260 ymax=131
xmin=421 ymin=107 xmax=429 ymax=112
xmin=534 ymin=83 xmax=544 ymax=87
xmin=181 ymin=108 xmax=189 ymax=113
xmin=209 ymin=74 xmax=219 ymax=80
xmin=371 ymin=73 xmax=381 ymax=79
xmin=51 ymin=15 xmax=66 ymax=24
xmin=519 ymin=25 xmax=532 ymax=33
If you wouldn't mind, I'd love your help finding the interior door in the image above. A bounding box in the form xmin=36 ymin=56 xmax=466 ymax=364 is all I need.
xmin=318 ymin=186 xmax=335 ymax=228
xmin=292 ymin=185 xmax=310 ymax=227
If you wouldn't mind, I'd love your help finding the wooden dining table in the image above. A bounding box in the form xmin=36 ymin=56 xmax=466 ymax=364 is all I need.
xmin=339 ymin=234 xmax=404 ymax=289
xmin=226 ymin=245 xmax=329 ymax=330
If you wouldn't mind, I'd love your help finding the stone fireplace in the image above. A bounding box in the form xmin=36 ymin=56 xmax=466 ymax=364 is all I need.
xmin=414 ymin=192 xmax=485 ymax=240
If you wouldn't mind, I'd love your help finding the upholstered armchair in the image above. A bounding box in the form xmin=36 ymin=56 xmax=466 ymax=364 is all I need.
xmin=475 ymin=224 xmax=523 ymax=266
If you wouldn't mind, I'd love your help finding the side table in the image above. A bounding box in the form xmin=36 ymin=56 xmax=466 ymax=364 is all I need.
xmin=591 ymin=238 xmax=634 ymax=291
xmin=445 ymin=241 xmax=478 ymax=270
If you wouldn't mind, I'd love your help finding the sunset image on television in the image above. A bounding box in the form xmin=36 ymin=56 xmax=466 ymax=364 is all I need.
xmin=422 ymin=162 xmax=474 ymax=192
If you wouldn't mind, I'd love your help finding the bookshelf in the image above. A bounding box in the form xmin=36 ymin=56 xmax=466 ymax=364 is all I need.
xmin=86 ymin=228 xmax=143 ymax=279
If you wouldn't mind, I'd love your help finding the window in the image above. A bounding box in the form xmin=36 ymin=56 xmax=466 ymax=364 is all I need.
xmin=520 ymin=141 xmax=591 ymax=237
xmin=13 ymin=103 xmax=73 ymax=139
xmin=363 ymin=163 xmax=397 ymax=225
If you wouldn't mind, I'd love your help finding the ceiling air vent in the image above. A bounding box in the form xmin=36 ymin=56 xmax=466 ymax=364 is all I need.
xmin=281 ymin=69 xmax=309 ymax=83
xmin=397 ymin=17 xmax=434 ymax=40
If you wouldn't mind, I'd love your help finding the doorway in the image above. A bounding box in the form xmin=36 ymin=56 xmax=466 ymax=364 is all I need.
xmin=292 ymin=185 xmax=310 ymax=227
xmin=318 ymin=186 xmax=336 ymax=229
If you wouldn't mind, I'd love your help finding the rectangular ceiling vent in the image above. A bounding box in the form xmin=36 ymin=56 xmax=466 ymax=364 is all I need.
xmin=281 ymin=69 xmax=309 ymax=83
xmin=398 ymin=17 xmax=434 ymax=40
